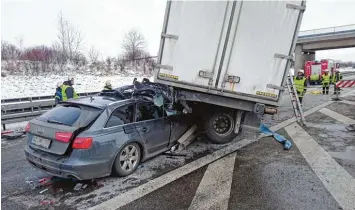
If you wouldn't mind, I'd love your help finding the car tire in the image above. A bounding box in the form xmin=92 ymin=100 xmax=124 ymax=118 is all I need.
xmin=204 ymin=111 xmax=237 ymax=144
xmin=113 ymin=142 xmax=141 ymax=177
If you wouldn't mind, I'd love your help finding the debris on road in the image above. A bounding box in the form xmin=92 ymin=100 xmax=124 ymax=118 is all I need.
xmin=346 ymin=124 xmax=355 ymax=132
xmin=74 ymin=183 xmax=83 ymax=191
xmin=40 ymin=200 xmax=55 ymax=205
xmin=2 ymin=131 xmax=25 ymax=140
xmin=176 ymin=125 xmax=197 ymax=152
xmin=25 ymin=180 xmax=36 ymax=189
xmin=39 ymin=189 xmax=48 ymax=194
xmin=163 ymin=152 xmax=188 ymax=157
xmin=260 ymin=124 xmax=292 ymax=150
xmin=1 ymin=130 xmax=13 ymax=136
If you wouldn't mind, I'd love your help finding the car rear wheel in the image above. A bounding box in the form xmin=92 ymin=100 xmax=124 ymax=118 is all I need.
xmin=113 ymin=143 xmax=141 ymax=177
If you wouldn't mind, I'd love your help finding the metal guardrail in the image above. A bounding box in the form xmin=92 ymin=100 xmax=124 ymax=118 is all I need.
xmin=298 ymin=24 xmax=355 ymax=37
xmin=1 ymin=91 xmax=99 ymax=129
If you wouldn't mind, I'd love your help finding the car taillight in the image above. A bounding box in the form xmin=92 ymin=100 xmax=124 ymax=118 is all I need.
xmin=55 ymin=132 xmax=73 ymax=142
xmin=72 ymin=137 xmax=93 ymax=149
xmin=25 ymin=123 xmax=31 ymax=132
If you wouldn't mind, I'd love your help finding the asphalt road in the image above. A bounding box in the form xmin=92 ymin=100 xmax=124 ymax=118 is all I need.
xmin=2 ymin=87 xmax=355 ymax=210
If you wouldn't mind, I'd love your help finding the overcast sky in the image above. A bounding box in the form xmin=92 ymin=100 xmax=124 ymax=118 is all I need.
xmin=1 ymin=0 xmax=355 ymax=61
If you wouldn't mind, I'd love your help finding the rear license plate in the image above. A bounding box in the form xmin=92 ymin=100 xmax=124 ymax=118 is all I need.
xmin=32 ymin=136 xmax=51 ymax=149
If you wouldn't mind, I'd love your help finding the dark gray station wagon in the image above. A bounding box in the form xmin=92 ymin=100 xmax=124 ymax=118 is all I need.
xmin=25 ymin=95 xmax=191 ymax=180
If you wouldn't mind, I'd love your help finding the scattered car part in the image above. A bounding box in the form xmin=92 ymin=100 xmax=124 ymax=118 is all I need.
xmin=74 ymin=183 xmax=83 ymax=191
xmin=39 ymin=189 xmax=48 ymax=194
xmin=346 ymin=124 xmax=355 ymax=132
xmin=2 ymin=131 xmax=25 ymax=140
xmin=177 ymin=125 xmax=197 ymax=151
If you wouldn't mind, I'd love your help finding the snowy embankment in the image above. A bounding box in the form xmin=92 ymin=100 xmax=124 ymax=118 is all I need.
xmin=1 ymin=74 xmax=153 ymax=99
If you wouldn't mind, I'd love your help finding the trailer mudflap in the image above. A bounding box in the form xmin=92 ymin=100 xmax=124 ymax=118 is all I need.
xmin=242 ymin=112 xmax=262 ymax=140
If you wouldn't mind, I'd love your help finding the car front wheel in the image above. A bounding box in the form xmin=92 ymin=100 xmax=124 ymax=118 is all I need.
xmin=113 ymin=143 xmax=141 ymax=177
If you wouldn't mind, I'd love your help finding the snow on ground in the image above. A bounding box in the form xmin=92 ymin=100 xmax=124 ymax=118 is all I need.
xmin=1 ymin=121 xmax=28 ymax=131
xmin=1 ymin=74 xmax=153 ymax=99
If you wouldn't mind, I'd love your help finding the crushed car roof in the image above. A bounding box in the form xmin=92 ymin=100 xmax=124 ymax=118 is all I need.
xmin=61 ymin=79 xmax=173 ymax=109
xmin=61 ymin=96 xmax=133 ymax=109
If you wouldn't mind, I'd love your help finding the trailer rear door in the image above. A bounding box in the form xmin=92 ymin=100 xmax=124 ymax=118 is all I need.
xmin=157 ymin=1 xmax=233 ymax=87
xmin=216 ymin=1 xmax=304 ymax=99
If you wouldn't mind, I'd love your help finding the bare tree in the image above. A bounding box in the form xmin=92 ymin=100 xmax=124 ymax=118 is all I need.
xmin=55 ymin=12 xmax=83 ymax=63
xmin=15 ymin=36 xmax=24 ymax=51
xmin=88 ymin=46 xmax=99 ymax=64
xmin=1 ymin=41 xmax=21 ymax=60
xmin=122 ymin=29 xmax=147 ymax=62
xmin=116 ymin=54 xmax=127 ymax=72
xmin=106 ymin=56 xmax=112 ymax=71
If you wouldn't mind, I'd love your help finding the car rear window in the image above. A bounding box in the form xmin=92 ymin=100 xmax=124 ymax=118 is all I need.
xmin=37 ymin=104 xmax=103 ymax=127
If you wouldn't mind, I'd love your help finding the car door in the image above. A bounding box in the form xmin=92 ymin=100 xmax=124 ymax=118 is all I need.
xmin=135 ymin=102 xmax=171 ymax=154
xmin=100 ymin=103 xmax=143 ymax=157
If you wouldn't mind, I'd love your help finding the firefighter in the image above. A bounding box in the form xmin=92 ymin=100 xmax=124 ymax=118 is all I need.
xmin=61 ymin=76 xmax=79 ymax=101
xmin=294 ymin=70 xmax=307 ymax=104
xmin=322 ymin=70 xmax=331 ymax=95
xmin=332 ymin=69 xmax=342 ymax=95
xmin=54 ymin=82 xmax=62 ymax=105
xmin=103 ymin=80 xmax=112 ymax=91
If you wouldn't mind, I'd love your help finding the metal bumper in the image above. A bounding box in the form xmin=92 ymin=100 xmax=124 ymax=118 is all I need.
xmin=24 ymin=145 xmax=111 ymax=180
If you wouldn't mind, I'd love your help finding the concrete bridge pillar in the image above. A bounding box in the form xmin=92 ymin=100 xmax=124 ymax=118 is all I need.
xmin=294 ymin=44 xmax=316 ymax=71
xmin=295 ymin=45 xmax=304 ymax=71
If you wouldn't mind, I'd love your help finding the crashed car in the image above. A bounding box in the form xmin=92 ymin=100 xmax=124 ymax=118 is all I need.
xmin=25 ymin=83 xmax=192 ymax=180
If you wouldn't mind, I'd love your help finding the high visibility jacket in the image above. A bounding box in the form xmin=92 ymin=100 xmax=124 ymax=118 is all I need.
xmin=322 ymin=74 xmax=330 ymax=86
xmin=61 ymin=85 xmax=78 ymax=101
xmin=294 ymin=76 xmax=306 ymax=97
xmin=332 ymin=73 xmax=343 ymax=83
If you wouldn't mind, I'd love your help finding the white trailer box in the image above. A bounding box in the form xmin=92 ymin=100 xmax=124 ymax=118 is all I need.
xmin=155 ymin=0 xmax=305 ymax=107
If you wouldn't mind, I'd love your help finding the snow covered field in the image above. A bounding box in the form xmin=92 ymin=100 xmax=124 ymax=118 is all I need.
xmin=1 ymin=74 xmax=153 ymax=99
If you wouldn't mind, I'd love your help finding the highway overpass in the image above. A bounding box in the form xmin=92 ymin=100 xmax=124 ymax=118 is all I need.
xmin=294 ymin=24 xmax=355 ymax=70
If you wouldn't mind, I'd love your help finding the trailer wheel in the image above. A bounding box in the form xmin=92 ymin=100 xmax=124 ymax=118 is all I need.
xmin=204 ymin=111 xmax=237 ymax=144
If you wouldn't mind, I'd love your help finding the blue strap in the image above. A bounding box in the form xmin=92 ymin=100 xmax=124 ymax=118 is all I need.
xmin=260 ymin=123 xmax=292 ymax=150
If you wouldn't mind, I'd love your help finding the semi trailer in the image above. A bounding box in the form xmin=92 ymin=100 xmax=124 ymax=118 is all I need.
xmin=154 ymin=0 xmax=306 ymax=143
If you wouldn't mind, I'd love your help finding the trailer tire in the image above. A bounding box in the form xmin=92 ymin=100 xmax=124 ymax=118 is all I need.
xmin=204 ymin=111 xmax=237 ymax=144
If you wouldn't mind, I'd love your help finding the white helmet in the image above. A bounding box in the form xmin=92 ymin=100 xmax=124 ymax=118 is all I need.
xmin=324 ymin=69 xmax=329 ymax=72
xmin=57 ymin=82 xmax=62 ymax=88
xmin=298 ymin=69 xmax=304 ymax=74
xmin=105 ymin=80 xmax=112 ymax=86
